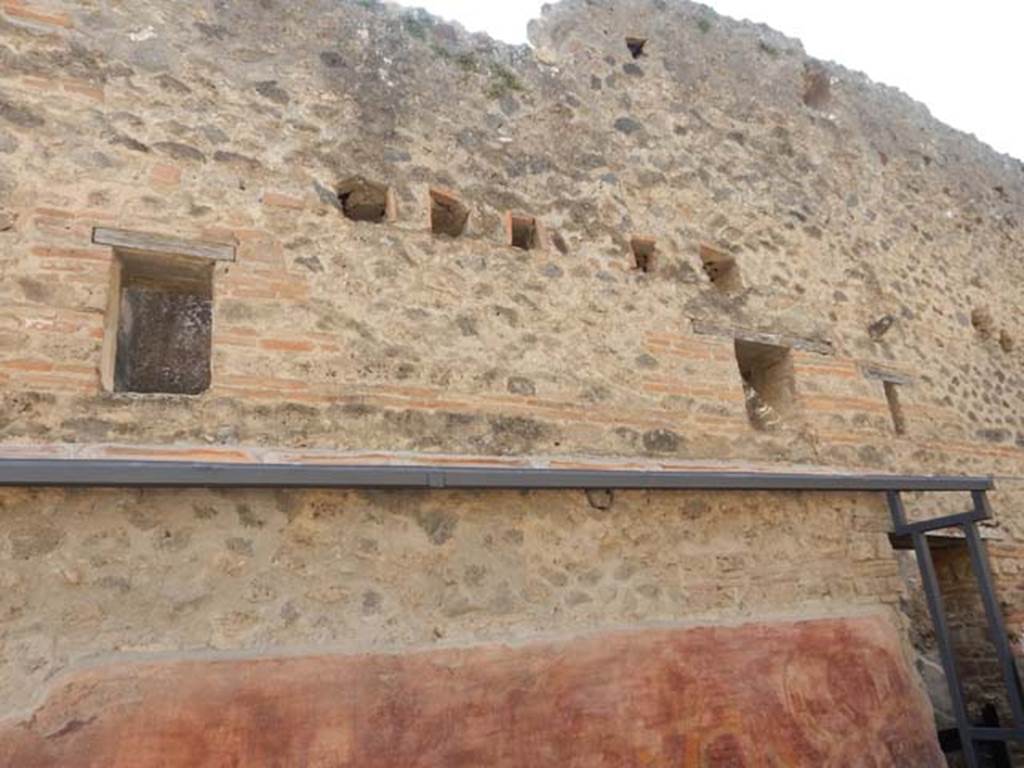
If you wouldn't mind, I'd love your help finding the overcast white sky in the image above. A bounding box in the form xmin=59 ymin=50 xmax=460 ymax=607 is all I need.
xmin=401 ymin=0 xmax=1023 ymax=161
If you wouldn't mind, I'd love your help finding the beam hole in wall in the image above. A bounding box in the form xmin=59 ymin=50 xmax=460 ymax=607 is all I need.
xmin=429 ymin=189 xmax=469 ymax=238
xmin=625 ymin=37 xmax=647 ymax=59
xmin=884 ymin=381 xmax=907 ymax=436
xmin=630 ymin=237 xmax=656 ymax=273
xmin=509 ymin=214 xmax=539 ymax=251
xmin=970 ymin=307 xmax=995 ymax=339
xmin=337 ymin=176 xmax=393 ymax=223
xmin=734 ymin=340 xmax=796 ymax=430
xmin=700 ymin=244 xmax=741 ymax=292
xmin=108 ymin=250 xmax=214 ymax=395
xmin=802 ymin=62 xmax=831 ymax=109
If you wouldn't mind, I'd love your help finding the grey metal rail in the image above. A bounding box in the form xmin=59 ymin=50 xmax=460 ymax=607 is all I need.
xmin=0 ymin=458 xmax=996 ymax=491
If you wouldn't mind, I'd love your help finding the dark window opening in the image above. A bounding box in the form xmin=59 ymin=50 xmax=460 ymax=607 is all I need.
xmin=630 ymin=237 xmax=656 ymax=273
xmin=626 ymin=37 xmax=647 ymax=59
xmin=734 ymin=339 xmax=796 ymax=430
xmin=884 ymin=381 xmax=907 ymax=435
xmin=112 ymin=251 xmax=213 ymax=395
xmin=430 ymin=189 xmax=469 ymax=238
xmin=700 ymin=244 xmax=742 ymax=292
xmin=337 ymin=176 xmax=392 ymax=223
xmin=509 ymin=214 xmax=538 ymax=251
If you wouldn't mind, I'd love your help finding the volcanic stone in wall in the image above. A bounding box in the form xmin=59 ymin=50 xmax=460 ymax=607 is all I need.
xmin=114 ymin=286 xmax=212 ymax=395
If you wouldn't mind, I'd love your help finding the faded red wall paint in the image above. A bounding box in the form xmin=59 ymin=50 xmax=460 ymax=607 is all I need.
xmin=0 ymin=615 xmax=942 ymax=767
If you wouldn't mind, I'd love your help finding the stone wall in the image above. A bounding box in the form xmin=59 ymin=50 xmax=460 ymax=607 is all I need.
xmin=0 ymin=486 xmax=902 ymax=719
xmin=1 ymin=0 xmax=1023 ymax=760
xmin=0 ymin=0 xmax=1021 ymax=471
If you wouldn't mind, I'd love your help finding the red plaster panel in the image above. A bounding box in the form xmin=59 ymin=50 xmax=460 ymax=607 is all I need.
xmin=0 ymin=615 xmax=942 ymax=767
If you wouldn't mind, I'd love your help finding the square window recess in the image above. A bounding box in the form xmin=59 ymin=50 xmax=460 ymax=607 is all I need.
xmin=508 ymin=214 xmax=539 ymax=251
xmin=734 ymin=339 xmax=796 ymax=430
xmin=105 ymin=251 xmax=214 ymax=395
xmin=93 ymin=227 xmax=234 ymax=395
xmin=630 ymin=237 xmax=656 ymax=273
xmin=430 ymin=189 xmax=469 ymax=238
xmin=700 ymin=244 xmax=742 ymax=293
xmin=337 ymin=176 xmax=394 ymax=223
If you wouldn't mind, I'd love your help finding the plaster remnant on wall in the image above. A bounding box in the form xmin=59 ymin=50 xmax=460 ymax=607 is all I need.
xmin=128 ymin=26 xmax=157 ymax=42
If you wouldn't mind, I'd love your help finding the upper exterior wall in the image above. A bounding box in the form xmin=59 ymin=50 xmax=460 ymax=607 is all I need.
xmin=0 ymin=0 xmax=1021 ymax=479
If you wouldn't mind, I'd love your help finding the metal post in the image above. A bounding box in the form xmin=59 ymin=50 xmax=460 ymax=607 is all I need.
xmin=965 ymin=491 xmax=1024 ymax=729
xmin=888 ymin=492 xmax=979 ymax=767
xmin=887 ymin=491 xmax=908 ymax=528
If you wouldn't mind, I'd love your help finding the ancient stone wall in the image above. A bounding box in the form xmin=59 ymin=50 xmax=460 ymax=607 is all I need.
xmin=0 ymin=487 xmax=900 ymax=717
xmin=0 ymin=0 xmax=1021 ymax=470
xmin=0 ymin=0 xmax=1022 ymax=761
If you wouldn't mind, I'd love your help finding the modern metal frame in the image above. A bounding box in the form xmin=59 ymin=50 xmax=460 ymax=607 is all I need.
xmin=0 ymin=458 xmax=1017 ymax=762
xmin=888 ymin=489 xmax=1024 ymax=765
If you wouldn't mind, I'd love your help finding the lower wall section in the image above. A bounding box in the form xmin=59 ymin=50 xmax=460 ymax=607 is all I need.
xmin=0 ymin=487 xmax=907 ymax=715
xmin=0 ymin=614 xmax=941 ymax=767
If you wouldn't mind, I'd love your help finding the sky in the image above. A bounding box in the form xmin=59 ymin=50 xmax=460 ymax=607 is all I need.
xmin=400 ymin=0 xmax=1024 ymax=161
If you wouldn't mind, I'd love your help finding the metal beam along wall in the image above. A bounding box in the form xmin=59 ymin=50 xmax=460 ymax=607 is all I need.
xmin=0 ymin=459 xmax=997 ymax=491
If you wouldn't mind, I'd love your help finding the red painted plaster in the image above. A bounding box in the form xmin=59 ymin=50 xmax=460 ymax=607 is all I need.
xmin=0 ymin=614 xmax=942 ymax=767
